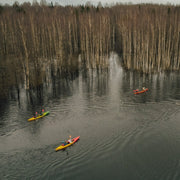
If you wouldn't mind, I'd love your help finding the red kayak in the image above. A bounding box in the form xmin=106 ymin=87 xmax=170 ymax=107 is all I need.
xmin=134 ymin=88 xmax=148 ymax=95
xmin=55 ymin=136 xmax=80 ymax=151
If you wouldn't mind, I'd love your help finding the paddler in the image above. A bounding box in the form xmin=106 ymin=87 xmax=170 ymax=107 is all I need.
xmin=40 ymin=109 xmax=44 ymax=115
xmin=68 ymin=136 xmax=72 ymax=143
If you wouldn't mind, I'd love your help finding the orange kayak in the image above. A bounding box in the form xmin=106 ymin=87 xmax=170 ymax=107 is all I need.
xmin=134 ymin=88 xmax=148 ymax=95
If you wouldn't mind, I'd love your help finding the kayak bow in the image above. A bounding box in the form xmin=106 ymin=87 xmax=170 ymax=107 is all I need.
xmin=55 ymin=136 xmax=80 ymax=151
xmin=28 ymin=111 xmax=50 ymax=121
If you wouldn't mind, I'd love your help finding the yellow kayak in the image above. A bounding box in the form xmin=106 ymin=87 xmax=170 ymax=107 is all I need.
xmin=28 ymin=111 xmax=50 ymax=121
xmin=55 ymin=136 xmax=80 ymax=151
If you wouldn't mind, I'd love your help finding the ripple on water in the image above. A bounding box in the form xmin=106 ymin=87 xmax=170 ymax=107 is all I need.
xmin=0 ymin=70 xmax=180 ymax=180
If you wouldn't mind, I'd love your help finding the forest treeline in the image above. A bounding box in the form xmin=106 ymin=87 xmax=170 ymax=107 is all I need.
xmin=0 ymin=2 xmax=180 ymax=92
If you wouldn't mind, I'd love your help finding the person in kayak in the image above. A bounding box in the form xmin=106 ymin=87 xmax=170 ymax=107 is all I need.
xmin=68 ymin=136 xmax=72 ymax=143
xmin=34 ymin=112 xmax=38 ymax=117
xmin=63 ymin=141 xmax=68 ymax=146
xmin=40 ymin=109 xmax=44 ymax=116
xmin=62 ymin=136 xmax=72 ymax=146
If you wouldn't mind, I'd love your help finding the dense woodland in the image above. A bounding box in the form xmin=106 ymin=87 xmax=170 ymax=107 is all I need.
xmin=0 ymin=2 xmax=180 ymax=94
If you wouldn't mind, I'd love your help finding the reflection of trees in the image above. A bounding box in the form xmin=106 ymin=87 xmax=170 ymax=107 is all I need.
xmin=0 ymin=99 xmax=9 ymax=134
xmin=121 ymin=71 xmax=180 ymax=103
xmin=82 ymin=69 xmax=109 ymax=97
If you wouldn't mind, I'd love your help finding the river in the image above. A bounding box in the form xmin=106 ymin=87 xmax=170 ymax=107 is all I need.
xmin=0 ymin=53 xmax=180 ymax=180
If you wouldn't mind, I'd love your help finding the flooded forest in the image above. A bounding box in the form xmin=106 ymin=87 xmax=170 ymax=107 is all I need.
xmin=0 ymin=3 xmax=180 ymax=98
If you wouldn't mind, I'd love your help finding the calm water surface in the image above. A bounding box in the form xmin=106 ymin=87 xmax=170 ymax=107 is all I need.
xmin=0 ymin=54 xmax=180 ymax=180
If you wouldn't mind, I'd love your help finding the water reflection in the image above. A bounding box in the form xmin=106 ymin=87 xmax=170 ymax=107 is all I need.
xmin=0 ymin=53 xmax=179 ymax=139
xmin=0 ymin=53 xmax=180 ymax=113
xmin=0 ymin=99 xmax=9 ymax=128
xmin=0 ymin=53 xmax=180 ymax=180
